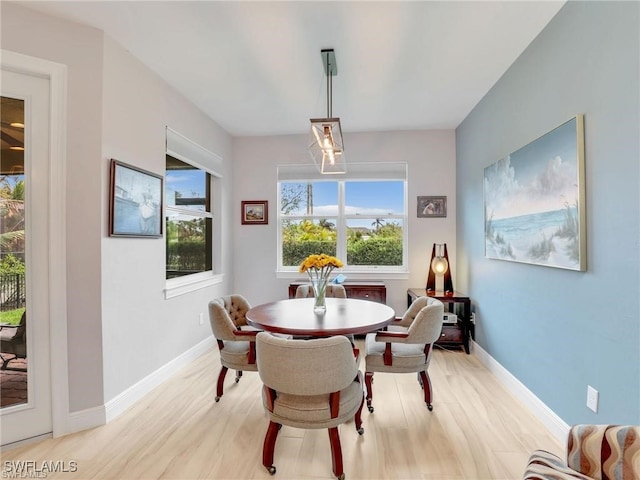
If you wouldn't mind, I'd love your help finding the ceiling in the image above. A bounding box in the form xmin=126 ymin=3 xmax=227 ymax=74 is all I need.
xmin=16 ymin=1 xmax=565 ymax=136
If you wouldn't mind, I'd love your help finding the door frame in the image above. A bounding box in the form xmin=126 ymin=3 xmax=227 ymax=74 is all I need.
xmin=2 ymin=50 xmax=69 ymax=439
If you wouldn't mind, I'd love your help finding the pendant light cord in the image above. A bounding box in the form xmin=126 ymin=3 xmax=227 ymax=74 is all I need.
xmin=326 ymin=54 xmax=332 ymax=118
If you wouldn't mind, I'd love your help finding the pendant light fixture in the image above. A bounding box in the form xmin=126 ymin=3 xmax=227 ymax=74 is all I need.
xmin=308 ymin=49 xmax=346 ymax=174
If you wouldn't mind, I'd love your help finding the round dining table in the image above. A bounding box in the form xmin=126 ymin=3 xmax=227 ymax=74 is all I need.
xmin=246 ymin=297 xmax=396 ymax=337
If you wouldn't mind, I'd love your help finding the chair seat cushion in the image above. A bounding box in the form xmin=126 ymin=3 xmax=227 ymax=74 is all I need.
xmin=523 ymin=450 xmax=593 ymax=479
xmin=264 ymin=380 xmax=363 ymax=430
xmin=365 ymin=333 xmax=427 ymax=373
xmin=0 ymin=326 xmax=18 ymax=342
xmin=1 ymin=325 xmax=25 ymax=356
xmin=1 ymin=341 xmax=26 ymax=357
xmin=219 ymin=340 xmax=257 ymax=371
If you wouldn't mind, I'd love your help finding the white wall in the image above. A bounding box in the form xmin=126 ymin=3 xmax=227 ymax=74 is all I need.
xmin=100 ymin=37 xmax=234 ymax=403
xmin=2 ymin=3 xmax=236 ymax=413
xmin=232 ymin=130 xmax=457 ymax=314
xmin=2 ymin=2 xmax=105 ymax=412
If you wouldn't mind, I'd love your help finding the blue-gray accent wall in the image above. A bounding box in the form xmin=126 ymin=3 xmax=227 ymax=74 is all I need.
xmin=456 ymin=1 xmax=639 ymax=425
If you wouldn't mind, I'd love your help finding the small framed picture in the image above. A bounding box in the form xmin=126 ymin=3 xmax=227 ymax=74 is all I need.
xmin=417 ymin=196 xmax=447 ymax=218
xmin=109 ymin=159 xmax=163 ymax=237
xmin=241 ymin=200 xmax=268 ymax=225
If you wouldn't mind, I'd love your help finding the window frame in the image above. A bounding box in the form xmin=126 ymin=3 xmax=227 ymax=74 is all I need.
xmin=276 ymin=163 xmax=409 ymax=278
xmin=165 ymin=154 xmax=213 ymax=279
xmin=164 ymin=128 xmax=223 ymax=299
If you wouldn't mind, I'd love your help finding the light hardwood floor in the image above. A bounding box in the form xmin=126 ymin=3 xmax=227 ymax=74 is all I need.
xmin=2 ymin=342 xmax=562 ymax=480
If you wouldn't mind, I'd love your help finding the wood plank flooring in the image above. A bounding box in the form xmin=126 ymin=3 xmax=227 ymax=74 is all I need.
xmin=2 ymin=342 xmax=563 ymax=479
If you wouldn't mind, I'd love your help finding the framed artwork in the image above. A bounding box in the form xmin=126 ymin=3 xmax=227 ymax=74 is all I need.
xmin=241 ymin=200 xmax=268 ymax=225
xmin=484 ymin=115 xmax=586 ymax=271
xmin=109 ymin=159 xmax=163 ymax=237
xmin=417 ymin=196 xmax=447 ymax=218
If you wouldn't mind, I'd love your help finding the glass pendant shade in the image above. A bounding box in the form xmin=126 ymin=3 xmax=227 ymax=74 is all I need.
xmin=308 ymin=49 xmax=346 ymax=174
xmin=430 ymin=255 xmax=449 ymax=275
xmin=308 ymin=118 xmax=346 ymax=174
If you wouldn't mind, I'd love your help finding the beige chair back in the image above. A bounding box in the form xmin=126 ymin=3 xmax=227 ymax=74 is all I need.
xmin=395 ymin=295 xmax=430 ymax=328
xmin=256 ymin=332 xmax=357 ymax=396
xmin=406 ymin=298 xmax=444 ymax=344
xmin=208 ymin=294 xmax=251 ymax=341
xmin=295 ymin=284 xmax=347 ymax=298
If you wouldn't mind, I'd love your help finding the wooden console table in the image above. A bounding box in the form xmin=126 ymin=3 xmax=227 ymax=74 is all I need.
xmin=289 ymin=281 xmax=386 ymax=304
xmin=407 ymin=288 xmax=472 ymax=354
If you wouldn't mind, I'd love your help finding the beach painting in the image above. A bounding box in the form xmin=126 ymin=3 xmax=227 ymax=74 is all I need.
xmin=484 ymin=115 xmax=586 ymax=271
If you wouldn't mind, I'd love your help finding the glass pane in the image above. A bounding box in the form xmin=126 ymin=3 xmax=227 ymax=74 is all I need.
xmin=345 ymin=181 xmax=405 ymax=215
xmin=165 ymin=155 xmax=209 ymax=212
xmin=166 ymin=214 xmax=212 ymax=279
xmin=346 ymin=218 xmax=404 ymax=266
xmin=281 ymin=218 xmax=337 ymax=267
xmin=280 ymin=181 xmax=338 ymax=216
xmin=0 ymin=96 xmax=27 ymax=407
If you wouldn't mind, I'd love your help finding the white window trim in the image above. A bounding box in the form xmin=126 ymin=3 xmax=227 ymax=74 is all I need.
xmin=164 ymin=127 xmax=223 ymax=298
xmin=276 ymin=271 xmax=410 ymax=281
xmin=276 ymin=162 xmax=409 ymax=275
xmin=164 ymin=271 xmax=224 ymax=299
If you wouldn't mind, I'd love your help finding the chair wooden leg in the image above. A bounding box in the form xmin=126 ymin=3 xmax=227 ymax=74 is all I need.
xmin=263 ymin=421 xmax=281 ymax=475
xmin=354 ymin=394 xmax=365 ymax=435
xmin=215 ymin=366 xmax=228 ymax=402
xmin=1 ymin=357 xmax=10 ymax=370
xmin=419 ymin=370 xmax=433 ymax=411
xmin=0 ymin=353 xmax=16 ymax=370
xmin=365 ymin=372 xmax=374 ymax=412
xmin=328 ymin=427 xmax=344 ymax=480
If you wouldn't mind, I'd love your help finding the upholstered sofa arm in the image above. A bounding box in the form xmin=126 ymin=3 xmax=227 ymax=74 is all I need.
xmin=524 ymin=425 xmax=640 ymax=480
xmin=524 ymin=450 xmax=593 ymax=479
xmin=566 ymin=425 xmax=640 ymax=479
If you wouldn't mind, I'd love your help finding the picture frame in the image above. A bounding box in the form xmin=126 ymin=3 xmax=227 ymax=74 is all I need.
xmin=484 ymin=115 xmax=586 ymax=271
xmin=417 ymin=196 xmax=447 ymax=218
xmin=109 ymin=159 xmax=163 ymax=238
xmin=241 ymin=200 xmax=268 ymax=225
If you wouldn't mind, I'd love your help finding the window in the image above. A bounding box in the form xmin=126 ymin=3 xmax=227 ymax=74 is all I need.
xmin=164 ymin=127 xmax=223 ymax=298
xmin=165 ymin=155 xmax=212 ymax=279
xmin=278 ymin=163 xmax=407 ymax=273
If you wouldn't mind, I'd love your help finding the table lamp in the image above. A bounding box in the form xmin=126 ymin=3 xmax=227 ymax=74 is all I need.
xmin=426 ymin=243 xmax=453 ymax=294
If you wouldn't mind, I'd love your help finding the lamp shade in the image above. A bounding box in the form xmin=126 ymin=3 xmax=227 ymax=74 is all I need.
xmin=308 ymin=118 xmax=346 ymax=174
xmin=430 ymin=255 xmax=449 ymax=275
xmin=426 ymin=243 xmax=454 ymax=294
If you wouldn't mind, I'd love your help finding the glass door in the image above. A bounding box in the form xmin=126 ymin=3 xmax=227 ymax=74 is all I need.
xmin=1 ymin=68 xmax=53 ymax=447
xmin=0 ymin=96 xmax=27 ymax=407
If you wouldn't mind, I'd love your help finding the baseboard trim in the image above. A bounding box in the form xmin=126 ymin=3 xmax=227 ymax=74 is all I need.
xmin=61 ymin=336 xmax=215 ymax=435
xmin=471 ymin=340 xmax=570 ymax=443
xmin=105 ymin=336 xmax=215 ymax=422
xmin=65 ymin=405 xmax=106 ymax=435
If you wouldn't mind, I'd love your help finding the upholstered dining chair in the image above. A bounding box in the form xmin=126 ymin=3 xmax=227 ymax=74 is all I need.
xmin=256 ymin=332 xmax=365 ymax=480
xmin=208 ymin=294 xmax=259 ymax=402
xmin=295 ymin=283 xmax=347 ymax=298
xmin=364 ymin=297 xmax=444 ymax=412
xmin=388 ymin=295 xmax=431 ymax=330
